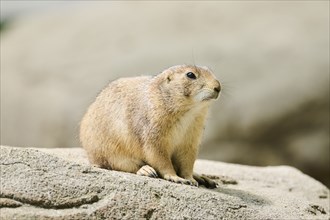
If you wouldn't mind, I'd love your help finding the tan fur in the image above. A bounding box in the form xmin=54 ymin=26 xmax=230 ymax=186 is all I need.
xmin=79 ymin=65 xmax=220 ymax=187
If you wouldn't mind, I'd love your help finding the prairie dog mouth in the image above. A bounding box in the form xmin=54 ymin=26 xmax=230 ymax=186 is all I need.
xmin=194 ymin=89 xmax=220 ymax=102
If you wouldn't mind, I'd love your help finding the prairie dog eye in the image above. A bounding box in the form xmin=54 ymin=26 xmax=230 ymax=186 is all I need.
xmin=186 ymin=72 xmax=196 ymax=79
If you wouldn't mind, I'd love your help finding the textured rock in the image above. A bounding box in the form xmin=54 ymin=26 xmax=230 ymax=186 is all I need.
xmin=0 ymin=146 xmax=329 ymax=219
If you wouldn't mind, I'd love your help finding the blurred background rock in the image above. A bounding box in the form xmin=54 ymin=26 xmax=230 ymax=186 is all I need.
xmin=1 ymin=1 xmax=329 ymax=187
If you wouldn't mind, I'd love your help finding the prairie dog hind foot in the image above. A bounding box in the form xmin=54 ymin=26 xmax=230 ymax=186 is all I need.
xmin=137 ymin=165 xmax=158 ymax=178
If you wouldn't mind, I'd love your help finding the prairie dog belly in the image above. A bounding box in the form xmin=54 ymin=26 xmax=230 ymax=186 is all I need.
xmin=169 ymin=104 xmax=209 ymax=152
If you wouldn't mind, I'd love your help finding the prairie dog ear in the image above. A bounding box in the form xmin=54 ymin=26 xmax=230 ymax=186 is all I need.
xmin=166 ymin=73 xmax=173 ymax=83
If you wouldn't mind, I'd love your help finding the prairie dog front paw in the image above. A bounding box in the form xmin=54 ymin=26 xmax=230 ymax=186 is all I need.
xmin=193 ymin=174 xmax=218 ymax=189
xmin=163 ymin=174 xmax=198 ymax=186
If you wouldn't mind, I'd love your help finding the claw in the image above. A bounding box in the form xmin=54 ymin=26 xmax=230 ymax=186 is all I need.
xmin=193 ymin=173 xmax=218 ymax=189
xmin=163 ymin=174 xmax=198 ymax=187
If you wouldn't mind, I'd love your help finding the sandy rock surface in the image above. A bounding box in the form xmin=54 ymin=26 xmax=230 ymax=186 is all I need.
xmin=0 ymin=146 xmax=329 ymax=219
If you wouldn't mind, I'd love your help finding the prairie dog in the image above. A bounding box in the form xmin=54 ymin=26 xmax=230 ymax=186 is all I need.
xmin=80 ymin=65 xmax=221 ymax=188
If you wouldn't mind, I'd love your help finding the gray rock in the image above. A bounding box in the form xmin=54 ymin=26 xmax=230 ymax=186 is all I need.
xmin=0 ymin=146 xmax=329 ymax=219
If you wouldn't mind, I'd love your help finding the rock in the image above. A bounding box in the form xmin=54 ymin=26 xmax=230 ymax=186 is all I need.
xmin=0 ymin=198 xmax=22 ymax=208
xmin=0 ymin=146 xmax=329 ymax=219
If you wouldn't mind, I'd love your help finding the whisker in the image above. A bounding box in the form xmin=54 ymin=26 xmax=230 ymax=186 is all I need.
xmin=219 ymin=91 xmax=234 ymax=103
xmin=217 ymin=76 xmax=242 ymax=103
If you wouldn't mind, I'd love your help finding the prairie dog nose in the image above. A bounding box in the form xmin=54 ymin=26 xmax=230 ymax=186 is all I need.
xmin=213 ymin=80 xmax=221 ymax=93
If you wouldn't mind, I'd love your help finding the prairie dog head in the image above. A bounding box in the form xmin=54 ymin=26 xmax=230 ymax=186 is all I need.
xmin=159 ymin=65 xmax=221 ymax=105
